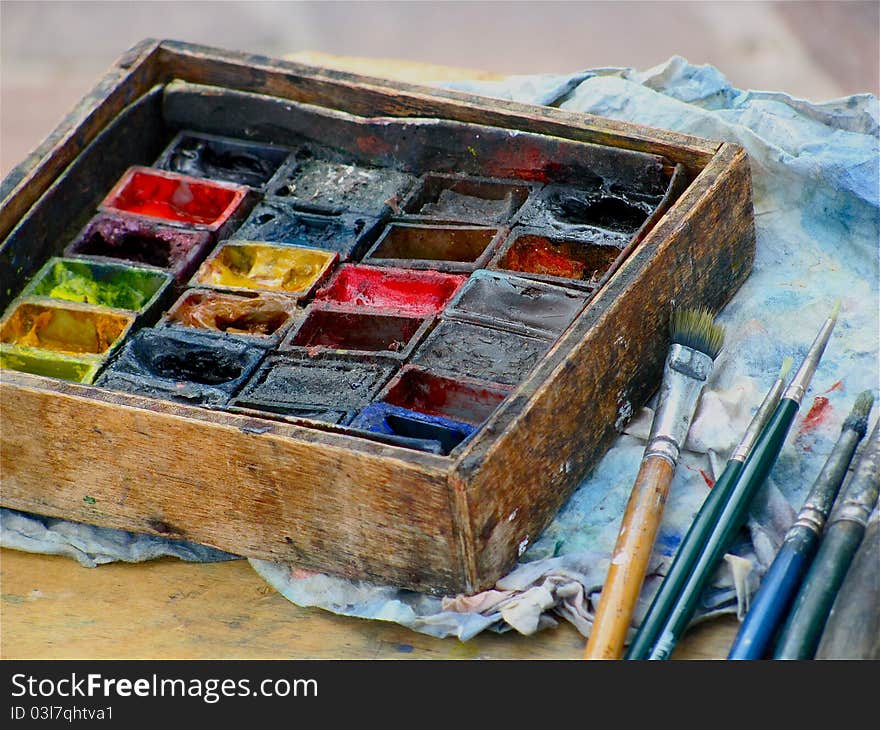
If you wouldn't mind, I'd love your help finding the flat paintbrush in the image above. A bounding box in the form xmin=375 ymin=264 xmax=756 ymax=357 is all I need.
xmin=727 ymin=390 xmax=874 ymax=659
xmin=773 ymin=417 xmax=880 ymax=659
xmin=816 ymin=500 xmax=880 ymax=660
xmin=584 ymin=306 xmax=724 ymax=659
xmin=625 ymin=356 xmax=793 ymax=659
xmin=643 ymin=301 xmax=840 ymax=660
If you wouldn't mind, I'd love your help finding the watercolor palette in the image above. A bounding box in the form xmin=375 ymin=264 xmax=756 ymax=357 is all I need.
xmin=0 ymin=41 xmax=755 ymax=594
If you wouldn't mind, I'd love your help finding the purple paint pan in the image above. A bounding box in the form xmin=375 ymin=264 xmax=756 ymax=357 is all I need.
xmin=64 ymin=213 xmax=214 ymax=284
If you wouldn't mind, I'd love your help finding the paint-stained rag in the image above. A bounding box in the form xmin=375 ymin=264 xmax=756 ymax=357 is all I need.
xmin=3 ymin=57 xmax=878 ymax=641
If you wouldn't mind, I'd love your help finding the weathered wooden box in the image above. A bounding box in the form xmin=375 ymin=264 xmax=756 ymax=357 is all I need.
xmin=0 ymin=40 xmax=754 ymax=594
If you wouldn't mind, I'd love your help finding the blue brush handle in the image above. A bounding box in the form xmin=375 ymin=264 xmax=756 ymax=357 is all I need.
xmin=727 ymin=527 xmax=817 ymax=659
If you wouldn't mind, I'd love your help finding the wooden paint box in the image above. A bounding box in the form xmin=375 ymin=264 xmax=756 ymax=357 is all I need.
xmin=0 ymin=40 xmax=755 ymax=594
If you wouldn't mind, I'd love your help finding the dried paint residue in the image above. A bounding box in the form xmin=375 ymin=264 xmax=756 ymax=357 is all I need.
xmin=684 ymin=463 xmax=716 ymax=488
xmin=798 ymin=395 xmax=832 ymax=435
xmin=0 ymin=302 xmax=131 ymax=355
xmin=382 ymin=366 xmax=511 ymax=425
xmin=105 ymin=168 xmax=243 ymax=226
xmin=314 ymin=265 xmax=466 ymax=316
xmin=290 ymin=307 xmax=422 ymax=352
xmin=169 ymin=290 xmax=292 ymax=336
xmin=501 ymin=234 xmax=620 ymax=281
xmin=69 ymin=213 xmax=212 ymax=275
xmin=197 ymin=244 xmax=335 ymax=294
xmin=0 ymin=345 xmax=99 ymax=383
xmin=31 ymin=260 xmax=165 ymax=311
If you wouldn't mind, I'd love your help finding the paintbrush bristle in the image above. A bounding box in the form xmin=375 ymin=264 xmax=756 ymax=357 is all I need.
xmin=779 ymin=356 xmax=794 ymax=381
xmin=843 ymin=390 xmax=875 ymax=436
xmin=670 ymin=307 xmax=725 ymax=359
xmin=830 ymin=299 xmax=842 ymax=322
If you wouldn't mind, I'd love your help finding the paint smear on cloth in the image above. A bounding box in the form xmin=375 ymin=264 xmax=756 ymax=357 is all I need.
xmin=3 ymin=58 xmax=877 ymax=641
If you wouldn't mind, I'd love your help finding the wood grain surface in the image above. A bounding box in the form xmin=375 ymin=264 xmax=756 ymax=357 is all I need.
xmin=0 ymin=41 xmax=754 ymax=593
xmin=1 ymin=50 xmax=748 ymax=659
xmin=0 ymin=548 xmax=740 ymax=659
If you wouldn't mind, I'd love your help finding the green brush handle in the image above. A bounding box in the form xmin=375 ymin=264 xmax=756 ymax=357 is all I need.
xmin=772 ymin=524 xmax=867 ymax=659
xmin=816 ymin=504 xmax=880 ymax=659
xmin=774 ymin=420 xmax=880 ymax=659
xmin=647 ymin=398 xmax=800 ymax=660
xmin=625 ymin=458 xmax=744 ymax=659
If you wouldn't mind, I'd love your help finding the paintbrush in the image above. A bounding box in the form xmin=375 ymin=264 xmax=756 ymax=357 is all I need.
xmin=625 ymin=356 xmax=793 ymax=659
xmin=584 ymin=306 xmax=724 ymax=659
xmin=816 ymin=500 xmax=880 ymax=660
xmin=641 ymin=301 xmax=840 ymax=660
xmin=773 ymin=417 xmax=880 ymax=659
xmin=727 ymin=390 xmax=874 ymax=659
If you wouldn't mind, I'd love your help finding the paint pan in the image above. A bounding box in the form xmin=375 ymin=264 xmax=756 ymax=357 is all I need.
xmin=350 ymin=402 xmax=475 ymax=455
xmin=313 ymin=264 xmax=466 ymax=317
xmin=267 ymin=153 xmax=416 ymax=216
xmin=99 ymin=166 xmax=250 ymax=234
xmin=0 ymin=299 xmax=135 ymax=357
xmin=363 ymin=223 xmax=504 ymax=273
xmin=488 ymin=226 xmax=625 ymax=289
xmin=516 ymin=183 xmax=658 ymax=237
xmin=445 ymin=269 xmax=589 ymax=339
xmin=161 ymin=288 xmax=298 ymax=346
xmin=21 ymin=258 xmax=173 ymax=318
xmin=97 ymin=327 xmax=264 ymax=407
xmin=192 ymin=241 xmax=337 ymax=297
xmin=409 ymin=318 xmax=550 ymax=386
xmin=232 ymin=353 xmax=397 ymax=424
xmin=379 ymin=365 xmax=512 ymax=427
xmin=64 ymin=213 xmax=214 ymax=284
xmin=280 ymin=304 xmax=432 ymax=359
xmin=155 ymin=131 xmax=289 ymax=189
xmin=0 ymin=344 xmax=102 ymax=384
xmin=401 ymin=173 xmax=534 ymax=225
xmin=234 ymin=201 xmax=381 ymax=261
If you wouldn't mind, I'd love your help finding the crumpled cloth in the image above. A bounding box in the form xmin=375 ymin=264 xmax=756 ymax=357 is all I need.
xmin=2 ymin=57 xmax=878 ymax=642
xmin=0 ymin=508 xmax=236 ymax=567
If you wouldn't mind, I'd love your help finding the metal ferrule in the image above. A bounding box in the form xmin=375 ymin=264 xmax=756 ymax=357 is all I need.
xmin=644 ymin=344 xmax=714 ymax=467
xmin=828 ymin=421 xmax=880 ymax=529
xmin=787 ymin=427 xmax=863 ymax=538
xmin=731 ymin=375 xmax=787 ymax=462
xmin=791 ymin=504 xmax=831 ymax=537
xmin=832 ymin=502 xmax=875 ymax=529
xmin=783 ymin=314 xmax=838 ymax=405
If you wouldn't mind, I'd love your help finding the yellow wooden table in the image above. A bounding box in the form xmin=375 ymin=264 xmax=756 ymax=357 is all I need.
xmin=0 ymin=549 xmax=738 ymax=659
xmin=0 ymin=54 xmax=741 ymax=660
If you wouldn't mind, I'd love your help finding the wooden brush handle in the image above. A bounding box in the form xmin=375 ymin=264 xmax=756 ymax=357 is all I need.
xmin=585 ymin=455 xmax=675 ymax=659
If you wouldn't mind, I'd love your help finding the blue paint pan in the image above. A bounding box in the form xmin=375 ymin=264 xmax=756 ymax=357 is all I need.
xmin=351 ymin=402 xmax=475 ymax=454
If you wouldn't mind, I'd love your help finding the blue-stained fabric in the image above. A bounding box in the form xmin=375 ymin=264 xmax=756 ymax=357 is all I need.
xmin=3 ymin=58 xmax=877 ymax=640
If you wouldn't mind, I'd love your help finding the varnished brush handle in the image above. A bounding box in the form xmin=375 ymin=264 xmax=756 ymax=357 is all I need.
xmin=584 ymin=455 xmax=675 ymax=659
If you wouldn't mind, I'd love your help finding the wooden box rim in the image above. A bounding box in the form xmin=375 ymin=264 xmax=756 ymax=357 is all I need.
xmin=0 ymin=39 xmax=752 ymax=594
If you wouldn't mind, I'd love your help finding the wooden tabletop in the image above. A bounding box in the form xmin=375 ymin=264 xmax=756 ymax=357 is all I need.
xmin=0 ymin=53 xmax=740 ymax=661
xmin=0 ymin=548 xmax=738 ymax=659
